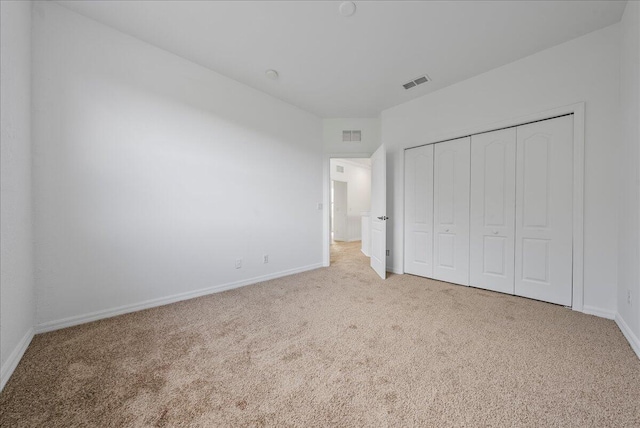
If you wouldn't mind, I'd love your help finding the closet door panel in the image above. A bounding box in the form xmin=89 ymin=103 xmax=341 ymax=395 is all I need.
xmin=470 ymin=128 xmax=516 ymax=294
xmin=433 ymin=137 xmax=470 ymax=286
xmin=515 ymin=116 xmax=573 ymax=306
xmin=404 ymin=145 xmax=434 ymax=277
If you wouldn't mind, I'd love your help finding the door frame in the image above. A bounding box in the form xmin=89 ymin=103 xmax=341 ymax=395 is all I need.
xmin=402 ymin=102 xmax=585 ymax=312
xmin=323 ymin=153 xmax=374 ymax=267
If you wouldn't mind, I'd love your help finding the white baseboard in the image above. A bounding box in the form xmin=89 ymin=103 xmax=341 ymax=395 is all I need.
xmin=582 ymin=305 xmax=616 ymax=320
xmin=386 ymin=266 xmax=403 ymax=275
xmin=1 ymin=327 xmax=35 ymax=392
xmin=361 ymin=249 xmax=370 ymax=257
xmin=35 ymin=263 xmax=323 ymax=334
xmin=615 ymin=313 xmax=640 ymax=360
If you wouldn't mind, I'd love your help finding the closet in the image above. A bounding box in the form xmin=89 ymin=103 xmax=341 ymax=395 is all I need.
xmin=404 ymin=115 xmax=574 ymax=306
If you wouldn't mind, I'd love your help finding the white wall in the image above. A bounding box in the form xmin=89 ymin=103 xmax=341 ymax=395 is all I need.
xmin=330 ymin=159 xmax=371 ymax=216
xmin=0 ymin=1 xmax=35 ymax=389
xmin=330 ymin=159 xmax=371 ymax=241
xmin=381 ymin=24 xmax=621 ymax=315
xmin=323 ymin=118 xmax=380 ymax=155
xmin=617 ymin=0 xmax=640 ymax=354
xmin=32 ymin=2 xmax=323 ymax=329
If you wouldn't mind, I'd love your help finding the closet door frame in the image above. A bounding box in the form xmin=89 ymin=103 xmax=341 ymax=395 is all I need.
xmin=401 ymin=102 xmax=584 ymax=312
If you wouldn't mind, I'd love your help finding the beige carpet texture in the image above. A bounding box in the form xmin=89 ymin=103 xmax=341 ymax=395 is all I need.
xmin=1 ymin=241 xmax=639 ymax=427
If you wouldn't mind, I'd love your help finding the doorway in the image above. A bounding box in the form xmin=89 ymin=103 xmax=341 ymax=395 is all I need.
xmin=328 ymin=158 xmax=372 ymax=265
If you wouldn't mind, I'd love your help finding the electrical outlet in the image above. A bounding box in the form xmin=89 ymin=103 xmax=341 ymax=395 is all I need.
xmin=263 ymin=254 xmax=269 ymax=264
xmin=235 ymin=258 xmax=242 ymax=269
xmin=628 ymin=289 xmax=632 ymax=305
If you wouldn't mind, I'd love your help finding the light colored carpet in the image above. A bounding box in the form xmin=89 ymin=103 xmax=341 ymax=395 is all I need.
xmin=1 ymin=241 xmax=639 ymax=427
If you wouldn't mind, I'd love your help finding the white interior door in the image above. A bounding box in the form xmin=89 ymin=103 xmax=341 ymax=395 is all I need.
xmin=433 ymin=137 xmax=471 ymax=286
xmin=404 ymin=145 xmax=434 ymax=277
xmin=332 ymin=180 xmax=348 ymax=242
xmin=470 ymin=128 xmax=517 ymax=294
xmin=515 ymin=115 xmax=573 ymax=306
xmin=370 ymin=144 xmax=387 ymax=279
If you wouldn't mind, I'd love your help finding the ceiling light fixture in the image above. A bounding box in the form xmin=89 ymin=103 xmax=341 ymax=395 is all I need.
xmin=339 ymin=1 xmax=356 ymax=17
xmin=265 ymin=69 xmax=279 ymax=80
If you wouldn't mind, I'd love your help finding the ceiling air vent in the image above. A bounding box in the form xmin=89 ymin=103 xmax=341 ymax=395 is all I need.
xmin=342 ymin=130 xmax=362 ymax=142
xmin=403 ymin=74 xmax=430 ymax=90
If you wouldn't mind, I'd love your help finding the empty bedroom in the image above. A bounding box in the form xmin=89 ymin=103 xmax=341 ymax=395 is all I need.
xmin=1 ymin=1 xmax=639 ymax=426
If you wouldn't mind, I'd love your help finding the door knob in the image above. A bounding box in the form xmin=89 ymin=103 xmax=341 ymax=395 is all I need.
xmin=445 ymin=228 xmax=450 ymax=232
xmin=377 ymin=216 xmax=389 ymax=220
xmin=493 ymin=230 xmax=499 ymax=235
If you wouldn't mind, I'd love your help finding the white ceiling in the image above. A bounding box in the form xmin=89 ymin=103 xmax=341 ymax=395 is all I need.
xmin=56 ymin=1 xmax=627 ymax=118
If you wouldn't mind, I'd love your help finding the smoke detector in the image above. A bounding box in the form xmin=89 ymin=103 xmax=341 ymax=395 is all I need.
xmin=265 ymin=69 xmax=279 ymax=80
xmin=339 ymin=2 xmax=356 ymax=17
xmin=403 ymin=74 xmax=430 ymax=90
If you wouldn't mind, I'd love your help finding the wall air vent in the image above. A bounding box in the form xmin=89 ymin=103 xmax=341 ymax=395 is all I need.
xmin=403 ymin=74 xmax=430 ymax=90
xmin=342 ymin=130 xmax=362 ymax=142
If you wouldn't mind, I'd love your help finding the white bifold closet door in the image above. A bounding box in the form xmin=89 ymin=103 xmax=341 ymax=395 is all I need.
xmin=470 ymin=128 xmax=517 ymax=294
xmin=433 ymin=137 xmax=470 ymax=286
xmin=515 ymin=115 xmax=573 ymax=306
xmin=404 ymin=145 xmax=434 ymax=277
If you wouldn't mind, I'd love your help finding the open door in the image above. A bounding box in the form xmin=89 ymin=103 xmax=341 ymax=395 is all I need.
xmin=370 ymin=144 xmax=387 ymax=279
xmin=332 ymin=180 xmax=348 ymax=242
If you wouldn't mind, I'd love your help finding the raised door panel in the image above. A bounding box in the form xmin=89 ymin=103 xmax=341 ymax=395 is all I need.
xmin=515 ymin=116 xmax=573 ymax=306
xmin=404 ymin=145 xmax=434 ymax=277
xmin=470 ymin=128 xmax=516 ymax=294
xmin=433 ymin=137 xmax=470 ymax=286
